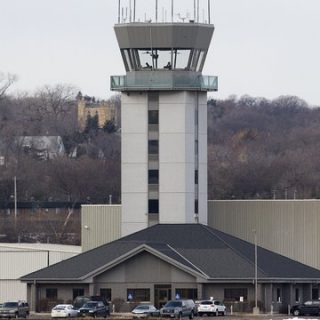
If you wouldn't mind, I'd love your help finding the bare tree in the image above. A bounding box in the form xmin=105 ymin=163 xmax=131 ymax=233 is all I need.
xmin=0 ymin=72 xmax=17 ymax=99
xmin=22 ymin=84 xmax=79 ymax=135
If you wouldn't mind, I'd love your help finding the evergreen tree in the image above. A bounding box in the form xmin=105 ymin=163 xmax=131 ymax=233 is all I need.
xmin=103 ymin=120 xmax=116 ymax=133
xmin=84 ymin=112 xmax=99 ymax=135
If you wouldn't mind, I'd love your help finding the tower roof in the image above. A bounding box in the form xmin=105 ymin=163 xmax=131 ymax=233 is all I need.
xmin=114 ymin=22 xmax=214 ymax=50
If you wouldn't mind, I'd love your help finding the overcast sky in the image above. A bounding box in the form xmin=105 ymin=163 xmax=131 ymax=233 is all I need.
xmin=1 ymin=0 xmax=320 ymax=105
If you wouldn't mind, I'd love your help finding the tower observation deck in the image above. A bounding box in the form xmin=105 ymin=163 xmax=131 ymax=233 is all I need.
xmin=111 ymin=0 xmax=218 ymax=236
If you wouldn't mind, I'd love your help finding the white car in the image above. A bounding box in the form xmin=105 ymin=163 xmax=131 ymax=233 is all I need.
xmin=197 ymin=300 xmax=226 ymax=316
xmin=51 ymin=304 xmax=79 ymax=318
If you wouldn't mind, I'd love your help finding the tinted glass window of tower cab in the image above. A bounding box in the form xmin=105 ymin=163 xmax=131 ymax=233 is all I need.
xmin=121 ymin=49 xmax=207 ymax=72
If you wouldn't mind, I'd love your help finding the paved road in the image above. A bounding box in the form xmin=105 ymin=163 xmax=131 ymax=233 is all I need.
xmin=27 ymin=315 xmax=320 ymax=320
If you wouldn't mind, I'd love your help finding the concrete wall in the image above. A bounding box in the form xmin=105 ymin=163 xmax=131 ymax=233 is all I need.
xmin=197 ymin=93 xmax=208 ymax=225
xmin=121 ymin=90 xmax=208 ymax=236
xmin=81 ymin=205 xmax=121 ymax=252
xmin=159 ymin=92 xmax=195 ymax=224
xmin=208 ymin=200 xmax=320 ymax=270
xmin=121 ymin=93 xmax=149 ymax=236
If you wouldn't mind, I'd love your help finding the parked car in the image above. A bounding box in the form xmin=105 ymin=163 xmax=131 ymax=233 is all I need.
xmin=73 ymin=296 xmax=110 ymax=314
xmin=290 ymin=300 xmax=320 ymax=316
xmin=0 ymin=301 xmax=29 ymax=318
xmin=51 ymin=304 xmax=79 ymax=318
xmin=132 ymin=304 xmax=160 ymax=317
xmin=197 ymin=300 xmax=226 ymax=316
xmin=160 ymin=300 xmax=196 ymax=319
xmin=78 ymin=301 xmax=108 ymax=318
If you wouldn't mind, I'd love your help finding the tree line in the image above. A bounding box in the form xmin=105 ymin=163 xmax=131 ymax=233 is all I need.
xmin=1 ymin=72 xmax=320 ymax=204
xmin=0 ymin=73 xmax=120 ymax=205
xmin=208 ymin=95 xmax=320 ymax=199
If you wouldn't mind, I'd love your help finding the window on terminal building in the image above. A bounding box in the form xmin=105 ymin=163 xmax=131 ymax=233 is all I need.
xmin=72 ymin=288 xmax=84 ymax=300
xmin=295 ymin=288 xmax=299 ymax=302
xmin=224 ymin=288 xmax=248 ymax=302
xmin=175 ymin=288 xmax=198 ymax=300
xmin=100 ymin=288 xmax=112 ymax=302
xmin=127 ymin=289 xmax=150 ymax=302
xmin=46 ymin=288 xmax=58 ymax=300
xmin=312 ymin=287 xmax=319 ymax=300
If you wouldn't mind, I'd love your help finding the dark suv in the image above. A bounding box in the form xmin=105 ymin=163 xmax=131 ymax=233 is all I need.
xmin=78 ymin=301 xmax=108 ymax=318
xmin=160 ymin=300 xmax=196 ymax=319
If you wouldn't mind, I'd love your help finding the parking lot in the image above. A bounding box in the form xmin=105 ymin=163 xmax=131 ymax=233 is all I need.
xmin=26 ymin=313 xmax=320 ymax=320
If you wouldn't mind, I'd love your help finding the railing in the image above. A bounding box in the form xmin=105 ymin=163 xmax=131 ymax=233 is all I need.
xmin=110 ymin=74 xmax=218 ymax=92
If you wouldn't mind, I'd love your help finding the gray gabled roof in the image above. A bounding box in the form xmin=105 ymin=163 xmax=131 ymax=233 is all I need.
xmin=21 ymin=224 xmax=320 ymax=282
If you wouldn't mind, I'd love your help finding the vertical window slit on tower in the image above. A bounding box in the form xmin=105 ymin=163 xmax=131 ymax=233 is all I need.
xmin=148 ymin=93 xmax=159 ymax=216
xmin=195 ymin=94 xmax=199 ymax=216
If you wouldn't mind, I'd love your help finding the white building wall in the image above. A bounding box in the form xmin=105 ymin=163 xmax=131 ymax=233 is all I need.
xmin=0 ymin=244 xmax=80 ymax=303
xmin=121 ymin=91 xmax=208 ymax=234
xmin=198 ymin=93 xmax=208 ymax=224
xmin=0 ymin=281 xmax=26 ymax=302
xmin=159 ymin=92 xmax=196 ymax=224
xmin=121 ymin=93 xmax=149 ymax=236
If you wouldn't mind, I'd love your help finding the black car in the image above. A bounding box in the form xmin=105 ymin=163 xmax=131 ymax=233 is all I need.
xmin=78 ymin=301 xmax=109 ymax=318
xmin=290 ymin=300 xmax=320 ymax=316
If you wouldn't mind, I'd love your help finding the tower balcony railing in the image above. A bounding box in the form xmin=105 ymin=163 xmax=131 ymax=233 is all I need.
xmin=110 ymin=72 xmax=218 ymax=92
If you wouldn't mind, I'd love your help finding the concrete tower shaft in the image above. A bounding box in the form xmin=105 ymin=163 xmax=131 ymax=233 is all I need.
xmin=111 ymin=20 xmax=217 ymax=237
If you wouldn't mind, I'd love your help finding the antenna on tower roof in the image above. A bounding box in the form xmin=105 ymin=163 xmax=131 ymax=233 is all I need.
xmin=197 ymin=0 xmax=199 ymax=23
xmin=133 ymin=0 xmax=136 ymax=22
xmin=208 ymin=0 xmax=211 ymax=24
xmin=118 ymin=0 xmax=121 ymax=23
xmin=171 ymin=0 xmax=174 ymax=22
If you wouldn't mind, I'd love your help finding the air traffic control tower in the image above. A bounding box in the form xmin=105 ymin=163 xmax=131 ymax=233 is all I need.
xmin=111 ymin=1 xmax=217 ymax=236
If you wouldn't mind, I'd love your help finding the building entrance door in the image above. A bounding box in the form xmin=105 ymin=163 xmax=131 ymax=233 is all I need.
xmin=154 ymin=285 xmax=172 ymax=309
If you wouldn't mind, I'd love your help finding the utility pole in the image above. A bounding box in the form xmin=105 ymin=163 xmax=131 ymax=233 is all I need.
xmin=14 ymin=176 xmax=17 ymax=230
xmin=253 ymin=229 xmax=259 ymax=314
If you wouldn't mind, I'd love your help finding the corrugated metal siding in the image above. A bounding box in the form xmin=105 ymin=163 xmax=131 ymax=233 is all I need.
xmin=0 ymin=244 xmax=80 ymax=302
xmin=0 ymin=281 xmax=27 ymax=302
xmin=81 ymin=205 xmax=121 ymax=252
xmin=208 ymin=200 xmax=320 ymax=270
xmin=0 ymin=251 xmax=48 ymax=279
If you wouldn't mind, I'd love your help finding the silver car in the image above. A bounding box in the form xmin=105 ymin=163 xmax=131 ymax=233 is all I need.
xmin=132 ymin=304 xmax=160 ymax=317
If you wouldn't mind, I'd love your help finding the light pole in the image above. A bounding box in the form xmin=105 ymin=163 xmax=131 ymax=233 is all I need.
xmin=14 ymin=176 xmax=17 ymax=230
xmin=253 ymin=229 xmax=259 ymax=314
